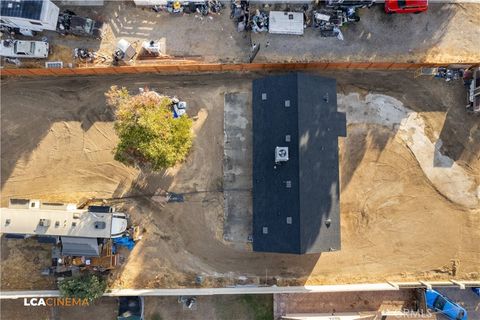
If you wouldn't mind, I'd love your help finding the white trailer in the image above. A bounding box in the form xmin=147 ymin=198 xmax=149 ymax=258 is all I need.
xmin=0 ymin=200 xmax=128 ymax=239
xmin=0 ymin=39 xmax=49 ymax=58
xmin=0 ymin=0 xmax=60 ymax=35
xmin=268 ymin=11 xmax=304 ymax=35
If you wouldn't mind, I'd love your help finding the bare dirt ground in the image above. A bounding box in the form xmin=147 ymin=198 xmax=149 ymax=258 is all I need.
xmin=274 ymin=289 xmax=421 ymax=318
xmin=252 ymin=3 xmax=480 ymax=64
xmin=1 ymin=71 xmax=479 ymax=290
xmin=1 ymin=1 xmax=479 ymax=67
xmin=144 ymin=295 xmax=273 ymax=320
xmin=0 ymin=295 xmax=272 ymax=320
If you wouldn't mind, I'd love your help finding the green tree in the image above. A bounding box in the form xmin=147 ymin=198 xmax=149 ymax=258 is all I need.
xmin=58 ymin=274 xmax=106 ymax=302
xmin=106 ymin=86 xmax=193 ymax=170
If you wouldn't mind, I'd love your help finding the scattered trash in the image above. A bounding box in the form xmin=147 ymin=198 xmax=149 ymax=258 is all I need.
xmin=251 ymin=10 xmax=268 ymax=33
xmin=166 ymin=192 xmax=185 ymax=202
xmin=178 ymin=296 xmax=197 ymax=309
xmin=312 ymin=9 xmax=354 ymax=39
xmin=172 ymin=97 xmax=187 ymax=118
xmin=435 ymin=67 xmax=464 ymax=82
xmin=162 ymin=0 xmax=223 ymax=16
xmin=74 ymin=48 xmax=96 ymax=63
xmin=4 ymin=57 xmax=21 ymax=66
xmin=231 ymin=0 xmax=250 ymax=32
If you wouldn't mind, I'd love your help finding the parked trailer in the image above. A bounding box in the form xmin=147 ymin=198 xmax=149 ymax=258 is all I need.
xmin=0 ymin=39 xmax=49 ymax=58
xmin=0 ymin=200 xmax=128 ymax=239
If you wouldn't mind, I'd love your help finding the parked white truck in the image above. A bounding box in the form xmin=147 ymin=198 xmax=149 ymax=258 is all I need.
xmin=0 ymin=199 xmax=128 ymax=239
xmin=0 ymin=39 xmax=49 ymax=58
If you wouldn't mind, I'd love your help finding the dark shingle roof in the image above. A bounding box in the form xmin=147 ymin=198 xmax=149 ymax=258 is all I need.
xmin=252 ymin=73 xmax=346 ymax=254
xmin=1 ymin=0 xmax=43 ymax=21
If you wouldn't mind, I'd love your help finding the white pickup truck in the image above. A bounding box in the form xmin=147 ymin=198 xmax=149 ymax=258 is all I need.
xmin=0 ymin=39 xmax=49 ymax=58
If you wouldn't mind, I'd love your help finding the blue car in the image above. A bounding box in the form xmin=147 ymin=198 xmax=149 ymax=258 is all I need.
xmin=425 ymin=289 xmax=467 ymax=320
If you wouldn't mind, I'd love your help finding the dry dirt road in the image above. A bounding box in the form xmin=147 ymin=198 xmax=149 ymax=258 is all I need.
xmin=1 ymin=72 xmax=479 ymax=290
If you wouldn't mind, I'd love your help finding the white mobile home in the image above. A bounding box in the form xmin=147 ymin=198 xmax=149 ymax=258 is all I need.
xmin=0 ymin=0 xmax=60 ymax=33
xmin=0 ymin=200 xmax=128 ymax=239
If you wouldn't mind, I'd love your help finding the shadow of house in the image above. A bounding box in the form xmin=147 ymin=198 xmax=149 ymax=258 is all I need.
xmin=252 ymin=73 xmax=346 ymax=254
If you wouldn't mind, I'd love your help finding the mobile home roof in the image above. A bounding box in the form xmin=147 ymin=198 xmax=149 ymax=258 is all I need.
xmin=0 ymin=208 xmax=114 ymax=238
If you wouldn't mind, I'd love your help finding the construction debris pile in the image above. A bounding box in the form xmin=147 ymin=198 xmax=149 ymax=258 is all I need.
xmin=152 ymin=0 xmax=224 ymax=16
xmin=231 ymin=0 xmax=369 ymax=39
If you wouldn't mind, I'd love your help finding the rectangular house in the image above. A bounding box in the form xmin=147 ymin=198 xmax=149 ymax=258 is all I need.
xmin=252 ymin=73 xmax=346 ymax=254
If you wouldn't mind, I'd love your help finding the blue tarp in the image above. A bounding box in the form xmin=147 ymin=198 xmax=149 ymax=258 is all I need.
xmin=113 ymin=236 xmax=135 ymax=250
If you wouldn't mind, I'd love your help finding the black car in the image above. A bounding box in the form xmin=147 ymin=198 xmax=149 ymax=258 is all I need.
xmin=118 ymin=296 xmax=144 ymax=320
xmin=57 ymin=11 xmax=103 ymax=39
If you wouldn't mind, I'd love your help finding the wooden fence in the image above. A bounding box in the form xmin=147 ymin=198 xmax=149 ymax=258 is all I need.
xmin=1 ymin=61 xmax=479 ymax=77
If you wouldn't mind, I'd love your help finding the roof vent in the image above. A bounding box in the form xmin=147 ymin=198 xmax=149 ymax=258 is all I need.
xmin=285 ymin=181 xmax=292 ymax=188
xmin=285 ymin=135 xmax=291 ymax=142
xmin=286 ymin=217 xmax=292 ymax=224
xmin=262 ymin=227 xmax=269 ymax=234
xmin=275 ymin=147 xmax=289 ymax=163
xmin=5 ymin=219 xmax=11 ymax=226
xmin=284 ymin=100 xmax=290 ymax=107
xmin=94 ymin=221 xmax=106 ymax=229
xmin=262 ymin=93 xmax=267 ymax=100
xmin=325 ymin=218 xmax=331 ymax=228
xmin=38 ymin=219 xmax=50 ymax=227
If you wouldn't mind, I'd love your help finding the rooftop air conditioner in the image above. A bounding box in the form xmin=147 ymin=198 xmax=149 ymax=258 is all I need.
xmin=275 ymin=146 xmax=289 ymax=163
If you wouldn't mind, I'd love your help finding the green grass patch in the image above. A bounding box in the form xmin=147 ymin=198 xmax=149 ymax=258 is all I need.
xmin=241 ymin=295 xmax=273 ymax=320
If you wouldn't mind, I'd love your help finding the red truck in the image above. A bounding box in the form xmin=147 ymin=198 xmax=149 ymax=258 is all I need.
xmin=385 ymin=0 xmax=428 ymax=14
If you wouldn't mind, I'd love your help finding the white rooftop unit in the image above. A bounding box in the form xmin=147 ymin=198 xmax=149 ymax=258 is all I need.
xmin=275 ymin=146 xmax=289 ymax=163
xmin=268 ymin=11 xmax=304 ymax=36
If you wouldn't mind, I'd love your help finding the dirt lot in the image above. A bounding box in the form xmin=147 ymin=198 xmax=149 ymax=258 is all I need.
xmin=274 ymin=289 xmax=421 ymax=318
xmin=0 ymin=295 xmax=272 ymax=320
xmin=1 ymin=1 xmax=480 ymax=67
xmin=1 ymin=71 xmax=479 ymax=290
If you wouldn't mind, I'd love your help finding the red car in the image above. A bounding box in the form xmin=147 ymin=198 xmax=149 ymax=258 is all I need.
xmin=385 ymin=0 xmax=428 ymax=13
